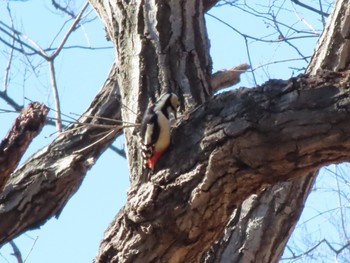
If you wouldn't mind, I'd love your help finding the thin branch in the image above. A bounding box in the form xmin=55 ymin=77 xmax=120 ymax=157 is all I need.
xmin=48 ymin=60 xmax=62 ymax=133
xmin=290 ymin=2 xmax=319 ymax=35
xmin=3 ymin=2 xmax=16 ymax=93
xmin=251 ymin=57 xmax=311 ymax=71
xmin=223 ymin=0 xmax=321 ymax=36
xmin=271 ymin=13 xmax=309 ymax=63
xmin=282 ymin=239 xmax=350 ymax=260
xmin=0 ymin=91 xmax=23 ymax=111
xmin=291 ymin=0 xmax=329 ymax=17
xmin=109 ymin=144 xmax=126 ymax=159
xmin=51 ymin=1 xmax=90 ymax=59
xmin=206 ymin=13 xmax=318 ymax=43
xmin=3 ymin=35 xmax=15 ymax=92
xmin=19 ymin=32 xmax=48 ymax=59
xmin=318 ymin=0 xmax=326 ymax=26
xmin=23 ymin=236 xmax=38 ymax=263
xmin=334 ymin=167 xmax=350 ymax=242
xmin=244 ymin=37 xmax=257 ymax=85
xmin=0 ymin=23 xmax=39 ymax=55
xmin=9 ymin=241 xmax=23 ymax=263
xmin=51 ymin=0 xmax=76 ymax=18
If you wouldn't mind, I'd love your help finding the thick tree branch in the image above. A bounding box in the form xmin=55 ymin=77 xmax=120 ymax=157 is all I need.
xmin=90 ymin=1 xmax=350 ymax=262
xmin=95 ymin=69 xmax=350 ymax=262
xmin=0 ymin=102 xmax=49 ymax=190
xmin=207 ymin=1 xmax=350 ymax=261
xmin=0 ymin=63 xmax=121 ymax=245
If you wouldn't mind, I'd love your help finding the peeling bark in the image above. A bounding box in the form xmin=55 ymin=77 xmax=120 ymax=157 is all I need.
xmin=0 ymin=102 xmax=49 ymax=190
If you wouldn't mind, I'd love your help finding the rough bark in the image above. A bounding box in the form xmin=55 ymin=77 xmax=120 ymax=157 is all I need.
xmin=202 ymin=178 xmax=314 ymax=263
xmin=204 ymin=1 xmax=350 ymax=261
xmin=0 ymin=64 xmax=121 ymax=244
xmin=307 ymin=0 xmax=350 ymax=74
xmin=0 ymin=102 xmax=49 ymax=190
xmin=94 ymin=70 xmax=350 ymax=262
xmin=0 ymin=1 xmax=349 ymax=263
xmin=92 ymin=0 xmax=350 ymax=262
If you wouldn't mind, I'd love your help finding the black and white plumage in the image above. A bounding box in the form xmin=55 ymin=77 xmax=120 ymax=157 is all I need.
xmin=140 ymin=93 xmax=179 ymax=170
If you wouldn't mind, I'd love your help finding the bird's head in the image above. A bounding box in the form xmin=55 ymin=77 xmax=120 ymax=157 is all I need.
xmin=155 ymin=93 xmax=180 ymax=121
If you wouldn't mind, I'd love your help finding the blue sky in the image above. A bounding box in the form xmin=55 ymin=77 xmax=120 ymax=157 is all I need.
xmin=1 ymin=1 xmax=347 ymax=262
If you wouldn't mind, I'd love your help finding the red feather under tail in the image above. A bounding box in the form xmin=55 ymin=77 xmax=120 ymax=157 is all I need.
xmin=147 ymin=151 xmax=164 ymax=170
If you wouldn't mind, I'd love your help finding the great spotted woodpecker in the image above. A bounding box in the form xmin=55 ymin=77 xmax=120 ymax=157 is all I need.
xmin=140 ymin=93 xmax=179 ymax=170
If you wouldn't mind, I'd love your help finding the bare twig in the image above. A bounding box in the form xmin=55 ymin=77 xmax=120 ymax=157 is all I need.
xmin=206 ymin=12 xmax=318 ymax=43
xmin=48 ymin=60 xmax=62 ymax=132
xmin=0 ymin=22 xmax=39 ymax=55
xmin=225 ymin=1 xmax=320 ymax=36
xmin=73 ymin=129 xmax=117 ymax=154
xmin=9 ymin=241 xmax=23 ymax=263
xmin=1 ymin=2 xmax=90 ymax=134
xmin=51 ymin=0 xmax=76 ymax=18
xmin=48 ymin=1 xmax=89 ymax=133
xmin=3 ymin=34 xmax=15 ymax=92
xmin=252 ymin=57 xmax=311 ymax=71
xmin=334 ymin=167 xmax=350 ymax=242
xmin=318 ymin=0 xmax=326 ymax=26
xmin=3 ymin=2 xmax=16 ymax=92
xmin=271 ymin=13 xmax=309 ymax=63
xmin=23 ymin=236 xmax=39 ymax=263
xmin=51 ymin=1 xmax=90 ymax=59
xmin=282 ymin=239 xmax=350 ymax=260
xmin=291 ymin=2 xmax=319 ymax=35
xmin=109 ymin=144 xmax=126 ymax=159
xmin=244 ymin=38 xmax=257 ymax=85
xmin=291 ymin=0 xmax=329 ymax=17
xmin=0 ymin=91 xmax=23 ymax=111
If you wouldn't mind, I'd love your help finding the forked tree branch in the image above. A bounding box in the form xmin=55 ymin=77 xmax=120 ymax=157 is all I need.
xmin=0 ymin=63 xmax=122 ymax=245
xmin=95 ymin=69 xmax=350 ymax=262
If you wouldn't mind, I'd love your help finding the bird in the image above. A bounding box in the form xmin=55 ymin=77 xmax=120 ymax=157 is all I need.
xmin=140 ymin=92 xmax=179 ymax=170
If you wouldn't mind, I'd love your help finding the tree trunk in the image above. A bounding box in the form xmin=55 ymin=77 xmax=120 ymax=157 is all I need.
xmin=1 ymin=0 xmax=350 ymax=262
xmin=88 ymin=0 xmax=350 ymax=262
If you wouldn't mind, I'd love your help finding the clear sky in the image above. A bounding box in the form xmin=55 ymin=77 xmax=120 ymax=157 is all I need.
xmin=0 ymin=1 xmax=346 ymax=262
